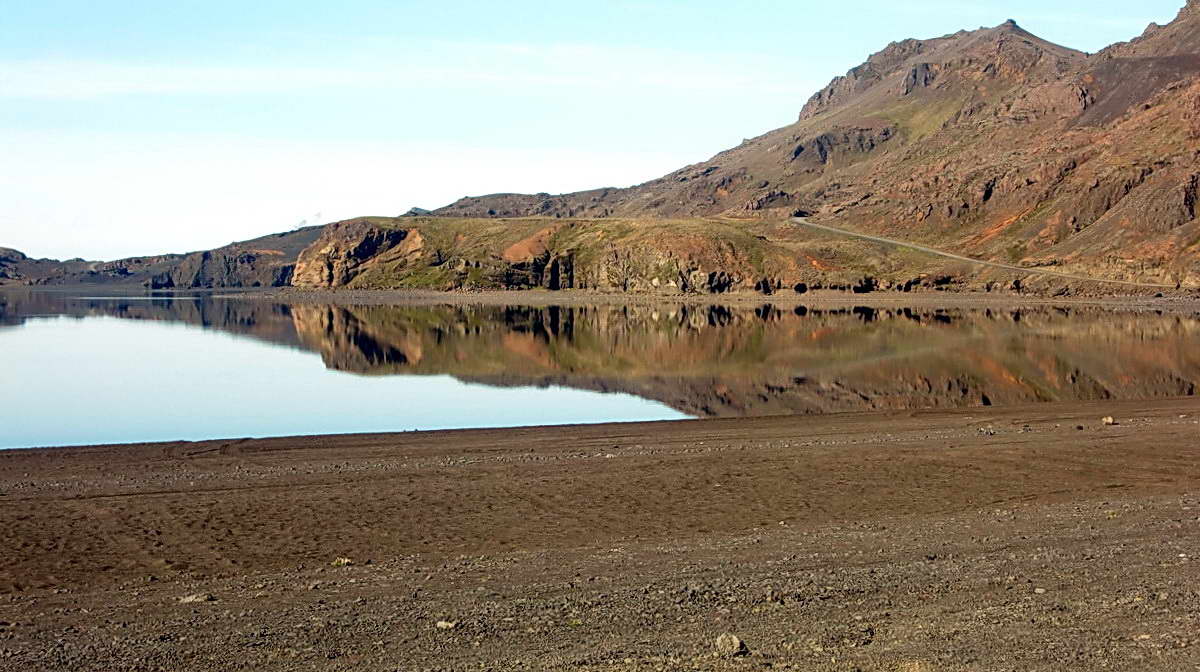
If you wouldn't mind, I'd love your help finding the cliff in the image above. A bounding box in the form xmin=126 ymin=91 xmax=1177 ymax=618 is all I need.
xmin=289 ymin=216 xmax=952 ymax=294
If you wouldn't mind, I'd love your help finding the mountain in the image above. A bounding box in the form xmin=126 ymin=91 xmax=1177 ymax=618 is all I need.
xmin=436 ymin=19 xmax=1085 ymax=219
xmin=419 ymin=4 xmax=1200 ymax=289
xmin=6 ymin=3 xmax=1200 ymax=294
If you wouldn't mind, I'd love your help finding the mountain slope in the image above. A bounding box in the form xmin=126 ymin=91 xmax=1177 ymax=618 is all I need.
xmin=432 ymin=19 xmax=1088 ymax=222
xmin=427 ymin=4 xmax=1200 ymax=287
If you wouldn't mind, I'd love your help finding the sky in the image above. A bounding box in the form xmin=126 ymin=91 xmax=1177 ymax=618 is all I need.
xmin=0 ymin=0 xmax=1187 ymax=260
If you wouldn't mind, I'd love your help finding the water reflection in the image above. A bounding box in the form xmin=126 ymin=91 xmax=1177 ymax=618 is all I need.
xmin=3 ymin=290 xmax=1198 ymax=418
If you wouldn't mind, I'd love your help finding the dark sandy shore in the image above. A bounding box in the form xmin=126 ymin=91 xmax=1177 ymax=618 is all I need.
xmin=1 ymin=398 xmax=1198 ymax=670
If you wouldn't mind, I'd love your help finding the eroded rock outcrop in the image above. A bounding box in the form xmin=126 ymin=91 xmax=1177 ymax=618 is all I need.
xmin=290 ymin=216 xmax=814 ymax=294
xmin=0 ymin=248 xmax=26 ymax=283
xmin=292 ymin=219 xmax=420 ymax=288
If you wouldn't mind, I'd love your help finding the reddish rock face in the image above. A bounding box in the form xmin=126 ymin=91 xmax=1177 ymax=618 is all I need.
xmin=292 ymin=219 xmax=420 ymax=289
xmin=428 ymin=4 xmax=1200 ymax=286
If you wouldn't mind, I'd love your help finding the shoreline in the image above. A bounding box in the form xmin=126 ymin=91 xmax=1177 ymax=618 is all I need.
xmin=265 ymin=287 xmax=1200 ymax=311
xmin=11 ymin=284 xmax=1200 ymax=314
xmin=10 ymin=284 xmax=1200 ymax=313
xmin=5 ymin=394 xmax=1198 ymax=456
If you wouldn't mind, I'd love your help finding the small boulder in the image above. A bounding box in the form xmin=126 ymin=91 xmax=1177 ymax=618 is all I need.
xmin=435 ymin=620 xmax=458 ymax=630
xmin=715 ymin=632 xmax=749 ymax=657
xmin=1102 ymin=416 xmax=1118 ymax=426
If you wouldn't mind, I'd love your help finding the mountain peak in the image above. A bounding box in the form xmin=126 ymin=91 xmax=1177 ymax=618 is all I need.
xmin=797 ymin=19 xmax=1082 ymax=121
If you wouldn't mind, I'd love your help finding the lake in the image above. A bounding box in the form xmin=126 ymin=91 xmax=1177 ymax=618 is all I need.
xmin=2 ymin=290 xmax=1198 ymax=449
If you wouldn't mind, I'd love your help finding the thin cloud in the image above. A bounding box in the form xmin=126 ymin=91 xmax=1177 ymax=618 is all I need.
xmin=0 ymin=41 xmax=817 ymax=100
xmin=0 ymin=61 xmax=364 ymax=99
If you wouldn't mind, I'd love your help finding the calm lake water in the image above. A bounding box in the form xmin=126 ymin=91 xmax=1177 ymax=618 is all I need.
xmin=2 ymin=290 xmax=1198 ymax=449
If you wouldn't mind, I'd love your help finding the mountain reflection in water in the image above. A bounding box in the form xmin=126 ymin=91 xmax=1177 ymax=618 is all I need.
xmin=2 ymin=291 xmax=1198 ymax=418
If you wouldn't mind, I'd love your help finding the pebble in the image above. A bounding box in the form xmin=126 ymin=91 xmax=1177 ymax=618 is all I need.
xmin=178 ymin=593 xmax=216 ymax=604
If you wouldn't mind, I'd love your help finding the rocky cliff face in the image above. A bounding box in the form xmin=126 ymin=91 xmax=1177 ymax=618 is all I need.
xmin=424 ymin=6 xmax=1200 ymax=287
xmin=290 ymin=216 xmax=849 ymax=294
xmin=0 ymin=248 xmax=119 ymax=287
xmin=288 ymin=213 xmax=1159 ymax=296
xmin=292 ymin=219 xmax=425 ymax=288
xmin=0 ymin=248 xmax=26 ymax=283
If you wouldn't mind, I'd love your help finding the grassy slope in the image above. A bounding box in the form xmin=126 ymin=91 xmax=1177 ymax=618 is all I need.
xmin=325 ymin=216 xmax=962 ymax=292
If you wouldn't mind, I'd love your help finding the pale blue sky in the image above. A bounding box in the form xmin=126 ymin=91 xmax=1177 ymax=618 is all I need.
xmin=0 ymin=1 xmax=1185 ymax=260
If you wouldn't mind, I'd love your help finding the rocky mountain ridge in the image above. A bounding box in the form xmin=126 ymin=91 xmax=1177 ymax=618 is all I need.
xmin=423 ymin=4 xmax=1200 ymax=288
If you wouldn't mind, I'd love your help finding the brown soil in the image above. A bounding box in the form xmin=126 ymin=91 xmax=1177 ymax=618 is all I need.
xmin=2 ymin=398 xmax=1198 ymax=670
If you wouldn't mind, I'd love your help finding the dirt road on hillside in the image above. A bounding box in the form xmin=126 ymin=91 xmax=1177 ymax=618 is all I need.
xmin=790 ymin=217 xmax=1181 ymax=289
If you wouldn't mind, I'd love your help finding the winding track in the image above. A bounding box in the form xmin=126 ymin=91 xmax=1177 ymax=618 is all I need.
xmin=790 ymin=217 xmax=1178 ymax=289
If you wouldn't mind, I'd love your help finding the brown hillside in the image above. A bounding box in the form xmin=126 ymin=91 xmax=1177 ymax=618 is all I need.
xmin=430 ymin=4 xmax=1200 ymax=286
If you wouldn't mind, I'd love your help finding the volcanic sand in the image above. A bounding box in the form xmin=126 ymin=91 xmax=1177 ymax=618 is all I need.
xmin=1 ymin=398 xmax=1198 ymax=670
